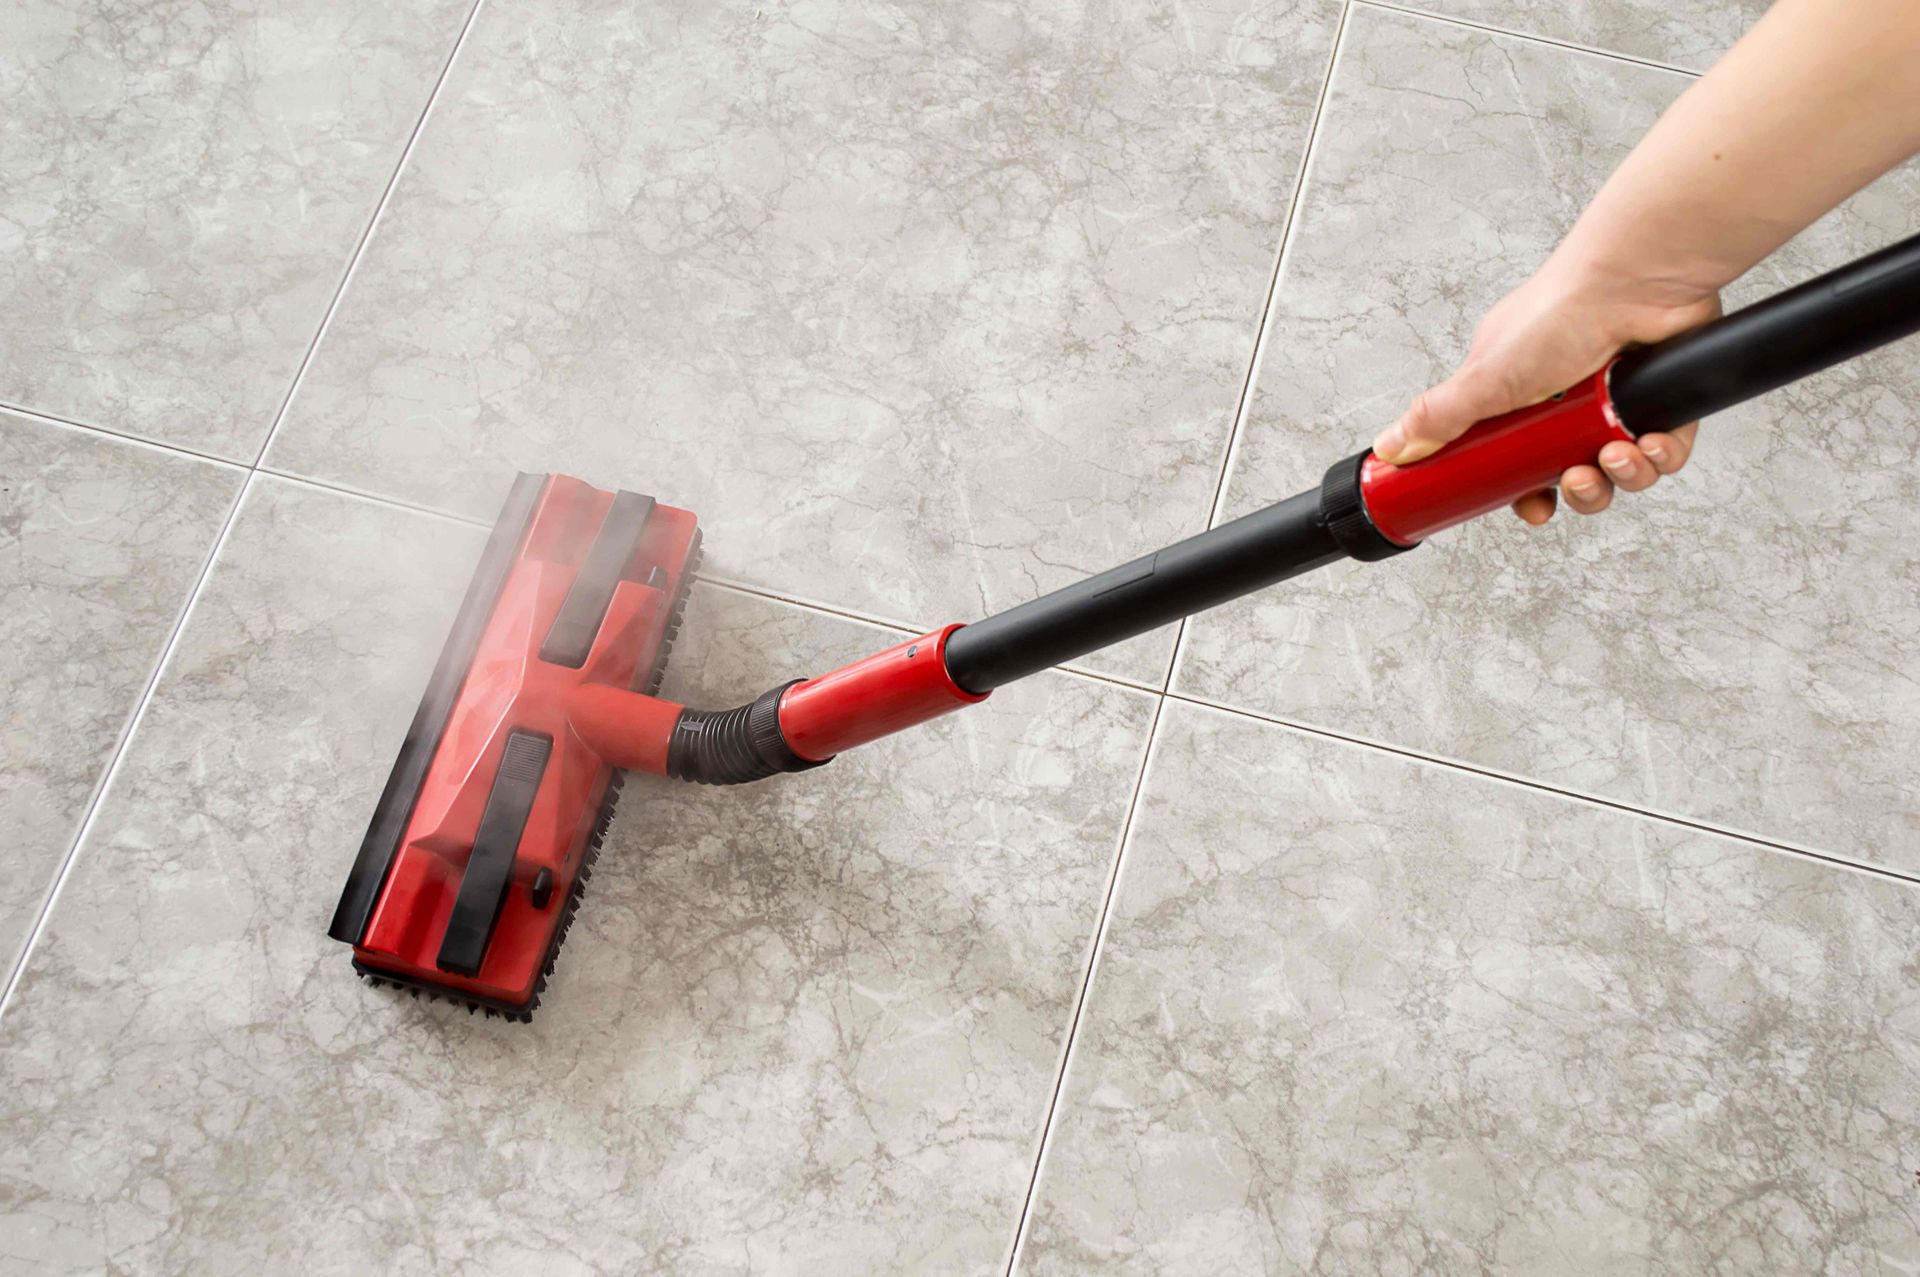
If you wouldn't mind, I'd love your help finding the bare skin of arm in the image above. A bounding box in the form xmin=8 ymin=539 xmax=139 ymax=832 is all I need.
xmin=1372 ymin=0 xmax=1920 ymax=524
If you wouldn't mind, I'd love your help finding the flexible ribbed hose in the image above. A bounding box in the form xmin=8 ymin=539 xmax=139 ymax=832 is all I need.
xmin=664 ymin=680 xmax=828 ymax=785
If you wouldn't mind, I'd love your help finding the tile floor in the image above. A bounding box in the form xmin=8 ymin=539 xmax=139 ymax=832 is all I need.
xmin=2 ymin=1 xmax=1915 ymax=1273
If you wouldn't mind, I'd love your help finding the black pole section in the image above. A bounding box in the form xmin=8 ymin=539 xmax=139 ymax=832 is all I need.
xmin=943 ymin=490 xmax=1343 ymax=693
xmin=1611 ymin=229 xmax=1920 ymax=434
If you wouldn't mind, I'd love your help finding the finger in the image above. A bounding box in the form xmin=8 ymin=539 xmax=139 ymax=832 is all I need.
xmin=1511 ymin=489 xmax=1557 ymax=526
xmin=1634 ymin=432 xmax=1687 ymax=476
xmin=1561 ymin=466 xmax=1613 ymax=515
xmin=1374 ymin=364 xmax=1515 ymax=466
xmin=1597 ymin=440 xmax=1659 ymax=493
xmin=1636 ymin=422 xmax=1698 ymax=477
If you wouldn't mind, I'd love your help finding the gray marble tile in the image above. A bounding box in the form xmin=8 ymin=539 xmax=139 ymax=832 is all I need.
xmin=1175 ymin=8 xmax=1920 ymax=869
xmin=1020 ymin=700 xmax=1920 ymax=1273
xmin=0 ymin=0 xmax=472 ymax=458
xmin=0 ymin=413 xmax=240 ymax=978
xmin=0 ymin=476 xmax=1156 ymax=1273
xmin=1400 ymin=0 xmax=1766 ymax=71
xmin=264 ymin=0 xmax=1342 ymax=685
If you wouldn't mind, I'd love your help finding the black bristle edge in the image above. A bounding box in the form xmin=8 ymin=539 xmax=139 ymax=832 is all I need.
xmin=353 ymin=534 xmax=701 ymax=1025
xmin=644 ymin=539 xmax=699 ymax=697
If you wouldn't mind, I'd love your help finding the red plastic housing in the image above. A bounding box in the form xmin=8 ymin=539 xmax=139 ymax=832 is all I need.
xmin=352 ymin=477 xmax=698 ymax=1009
xmin=778 ymin=623 xmax=988 ymax=761
xmin=1359 ymin=362 xmax=1631 ymax=545
xmin=563 ymin=682 xmax=684 ymax=774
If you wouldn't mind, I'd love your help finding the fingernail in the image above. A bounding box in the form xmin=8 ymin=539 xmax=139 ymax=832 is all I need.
xmin=1371 ymin=425 xmax=1404 ymax=460
xmin=1642 ymin=441 xmax=1667 ymax=463
xmin=1570 ymin=476 xmax=1603 ymax=499
xmin=1601 ymin=453 xmax=1632 ymax=476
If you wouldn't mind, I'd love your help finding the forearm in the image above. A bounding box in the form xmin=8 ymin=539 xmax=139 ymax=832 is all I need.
xmin=1552 ymin=0 xmax=1920 ymax=305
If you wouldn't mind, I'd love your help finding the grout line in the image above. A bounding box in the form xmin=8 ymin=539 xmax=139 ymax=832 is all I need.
xmin=0 ymin=399 xmax=250 ymax=473
xmin=1168 ymin=688 xmax=1920 ymax=889
xmin=256 ymin=466 xmax=491 ymax=529
xmin=253 ymin=473 xmax=1165 ymax=693
xmin=1003 ymin=696 xmax=1168 ymax=1275
xmin=276 ymin=462 xmax=1174 ymax=693
xmin=0 ymin=475 xmax=259 ymax=1015
xmin=1355 ymin=0 xmax=1702 ymax=77
xmin=1200 ymin=0 xmax=1352 ymax=535
xmin=695 ymin=575 xmax=924 ymax=639
xmin=1159 ymin=0 xmax=1354 ymax=698
xmin=265 ymin=459 xmax=1159 ymax=688
xmin=660 ymin=575 xmax=1166 ymax=692
xmin=1043 ymin=660 xmax=1162 ymax=698
xmin=0 ymin=0 xmax=487 ymax=1025
xmin=249 ymin=473 xmax=1161 ymax=693
xmin=249 ymin=0 xmax=487 ymax=473
xmin=238 ymin=454 xmax=1173 ymax=693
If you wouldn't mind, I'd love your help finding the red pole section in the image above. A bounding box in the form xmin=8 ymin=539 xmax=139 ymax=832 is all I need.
xmin=777 ymin=623 xmax=988 ymax=761
xmin=1359 ymin=363 xmax=1632 ymax=546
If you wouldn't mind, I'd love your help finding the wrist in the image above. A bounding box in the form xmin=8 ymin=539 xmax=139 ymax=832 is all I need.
xmin=1547 ymin=212 xmax=1729 ymax=310
xmin=1534 ymin=236 xmax=1720 ymax=346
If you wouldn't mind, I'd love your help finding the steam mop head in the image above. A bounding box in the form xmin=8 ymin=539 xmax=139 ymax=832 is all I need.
xmin=327 ymin=475 xmax=700 ymax=1020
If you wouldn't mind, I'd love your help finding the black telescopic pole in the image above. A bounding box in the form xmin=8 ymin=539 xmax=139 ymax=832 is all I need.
xmin=1611 ymin=231 xmax=1920 ymax=433
xmin=941 ymin=491 xmax=1341 ymax=693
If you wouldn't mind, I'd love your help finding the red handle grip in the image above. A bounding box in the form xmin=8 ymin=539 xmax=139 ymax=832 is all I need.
xmin=1358 ymin=362 xmax=1631 ymax=546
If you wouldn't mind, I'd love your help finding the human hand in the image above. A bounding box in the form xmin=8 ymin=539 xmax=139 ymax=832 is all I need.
xmin=1370 ymin=257 xmax=1721 ymax=525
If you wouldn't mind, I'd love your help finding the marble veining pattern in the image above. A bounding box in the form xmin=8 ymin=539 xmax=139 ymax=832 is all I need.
xmin=1175 ymin=7 xmax=1920 ymax=869
xmin=0 ymin=0 xmax=473 ymax=458
xmin=0 ymin=476 xmax=1156 ymax=1274
xmin=0 ymin=412 xmax=240 ymax=979
xmin=264 ymin=0 xmax=1342 ymax=684
xmin=3 ymin=0 xmax=1916 ymax=1269
xmin=1019 ymin=700 xmax=1920 ymax=1273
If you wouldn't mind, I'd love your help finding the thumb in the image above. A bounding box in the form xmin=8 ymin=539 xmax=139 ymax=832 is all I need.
xmin=1372 ymin=363 xmax=1520 ymax=465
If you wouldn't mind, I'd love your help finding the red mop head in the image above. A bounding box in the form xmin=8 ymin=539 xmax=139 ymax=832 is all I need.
xmin=327 ymin=475 xmax=700 ymax=1020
